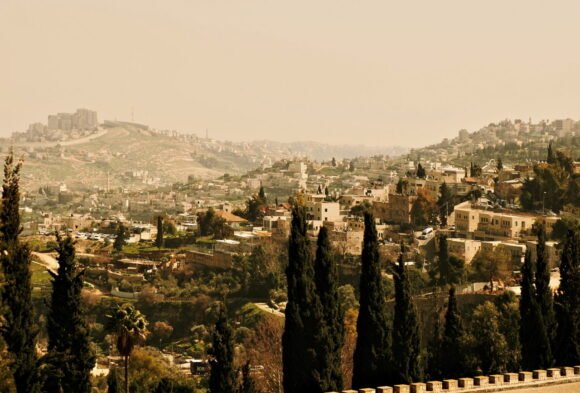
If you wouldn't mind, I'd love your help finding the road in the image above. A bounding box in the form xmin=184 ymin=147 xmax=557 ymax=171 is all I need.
xmin=254 ymin=302 xmax=285 ymax=318
xmin=31 ymin=252 xmax=58 ymax=273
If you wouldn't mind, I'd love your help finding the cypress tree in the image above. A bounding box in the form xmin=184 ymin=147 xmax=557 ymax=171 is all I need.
xmin=392 ymin=243 xmax=422 ymax=384
xmin=416 ymin=163 xmax=426 ymax=179
xmin=547 ymin=142 xmax=555 ymax=164
xmin=313 ymin=227 xmax=344 ymax=392
xmin=519 ymin=250 xmax=552 ymax=369
xmin=437 ymin=182 xmax=452 ymax=226
xmin=209 ymin=305 xmax=237 ymax=393
xmin=282 ymin=206 xmax=321 ymax=393
xmin=554 ymin=230 xmax=580 ymax=365
xmin=107 ymin=367 xmax=119 ymax=393
xmin=352 ymin=212 xmax=391 ymax=389
xmin=534 ymin=225 xmax=555 ymax=365
xmin=440 ymin=287 xmax=465 ymax=379
xmin=239 ymin=361 xmax=260 ymax=393
xmin=155 ymin=216 xmax=164 ymax=248
xmin=113 ymin=222 xmax=126 ymax=252
xmin=44 ymin=234 xmax=95 ymax=393
xmin=0 ymin=153 xmax=40 ymax=393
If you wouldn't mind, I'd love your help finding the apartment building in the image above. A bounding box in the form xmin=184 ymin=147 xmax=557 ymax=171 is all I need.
xmin=454 ymin=201 xmax=538 ymax=238
xmin=447 ymin=238 xmax=482 ymax=263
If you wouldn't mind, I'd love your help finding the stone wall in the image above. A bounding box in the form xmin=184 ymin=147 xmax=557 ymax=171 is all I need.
xmin=326 ymin=365 xmax=580 ymax=393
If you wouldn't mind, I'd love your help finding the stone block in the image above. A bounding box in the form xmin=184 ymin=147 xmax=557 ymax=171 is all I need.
xmin=394 ymin=385 xmax=410 ymax=393
xmin=426 ymin=381 xmax=442 ymax=392
xmin=504 ymin=373 xmax=519 ymax=384
xmin=533 ymin=370 xmax=547 ymax=380
xmin=410 ymin=383 xmax=426 ymax=393
xmin=561 ymin=367 xmax=574 ymax=376
xmin=575 ymin=365 xmax=580 ymax=375
xmin=377 ymin=388 xmax=393 ymax=393
xmin=547 ymin=368 xmax=561 ymax=378
xmin=359 ymin=389 xmax=376 ymax=393
xmin=474 ymin=376 xmax=488 ymax=386
xmin=519 ymin=371 xmax=533 ymax=382
xmin=442 ymin=379 xmax=457 ymax=390
xmin=458 ymin=378 xmax=473 ymax=389
xmin=489 ymin=374 xmax=503 ymax=385
xmin=342 ymin=391 xmax=357 ymax=393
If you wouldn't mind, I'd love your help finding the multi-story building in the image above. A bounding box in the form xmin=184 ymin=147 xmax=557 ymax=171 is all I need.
xmin=447 ymin=238 xmax=482 ymax=263
xmin=453 ymin=201 xmax=553 ymax=239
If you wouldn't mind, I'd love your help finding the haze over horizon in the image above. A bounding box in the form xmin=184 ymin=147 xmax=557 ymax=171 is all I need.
xmin=2 ymin=0 xmax=580 ymax=147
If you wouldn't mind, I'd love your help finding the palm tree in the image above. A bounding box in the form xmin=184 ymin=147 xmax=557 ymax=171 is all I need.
xmin=107 ymin=304 xmax=148 ymax=393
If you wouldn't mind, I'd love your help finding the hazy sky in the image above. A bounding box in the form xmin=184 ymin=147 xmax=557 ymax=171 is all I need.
xmin=2 ymin=1 xmax=580 ymax=147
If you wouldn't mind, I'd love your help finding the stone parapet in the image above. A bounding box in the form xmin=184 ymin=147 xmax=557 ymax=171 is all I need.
xmin=504 ymin=373 xmax=518 ymax=384
xmin=426 ymin=381 xmax=442 ymax=392
xmin=561 ymin=367 xmax=574 ymax=376
xmin=442 ymin=379 xmax=457 ymax=390
xmin=324 ymin=365 xmax=580 ymax=393
xmin=518 ymin=371 xmax=533 ymax=382
xmin=458 ymin=378 xmax=473 ymax=389
xmin=474 ymin=375 xmax=489 ymax=386
xmin=393 ymin=385 xmax=409 ymax=393
xmin=533 ymin=369 xmax=547 ymax=380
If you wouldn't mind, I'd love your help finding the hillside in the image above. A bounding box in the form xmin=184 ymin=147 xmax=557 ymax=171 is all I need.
xmin=5 ymin=124 xmax=406 ymax=190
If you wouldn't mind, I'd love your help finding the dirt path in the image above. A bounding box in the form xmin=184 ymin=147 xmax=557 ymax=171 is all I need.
xmin=31 ymin=252 xmax=58 ymax=272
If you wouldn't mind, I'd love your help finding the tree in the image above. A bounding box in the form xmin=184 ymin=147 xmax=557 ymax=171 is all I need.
xmin=247 ymin=317 xmax=283 ymax=393
xmin=469 ymin=302 xmax=509 ymax=374
xmin=519 ymin=250 xmax=552 ymax=370
xmin=494 ymin=291 xmax=521 ymax=371
xmin=440 ymin=287 xmax=465 ymax=379
xmin=44 ymin=234 xmax=95 ymax=393
xmin=0 ymin=153 xmax=40 ymax=393
xmin=547 ymin=141 xmax=555 ymax=164
xmin=469 ymin=247 xmax=512 ymax=290
xmin=197 ymin=208 xmax=233 ymax=239
xmin=416 ymin=163 xmax=426 ymax=179
xmin=554 ymin=230 xmax=580 ymax=365
xmin=437 ymin=182 xmax=453 ymax=226
xmin=411 ymin=189 xmax=436 ymax=227
xmin=239 ymin=361 xmax=260 ymax=393
xmin=431 ymin=235 xmax=464 ymax=286
xmin=107 ymin=368 xmax=120 ymax=393
xmin=151 ymin=321 xmax=173 ymax=346
xmin=352 ymin=212 xmax=391 ymax=389
xmin=155 ymin=216 xmax=164 ymax=248
xmin=331 ymin=157 xmax=337 ymax=167
xmin=282 ymin=206 xmax=321 ymax=393
xmin=497 ymin=157 xmax=503 ymax=171
xmin=313 ymin=227 xmax=344 ymax=392
xmin=396 ymin=178 xmax=408 ymax=194
xmin=392 ymin=244 xmax=422 ymax=384
xmin=245 ymin=186 xmax=268 ymax=223
xmin=113 ymin=223 xmax=127 ymax=252
xmin=107 ymin=303 xmax=148 ymax=393
xmin=208 ymin=305 xmax=237 ymax=393
xmin=534 ymin=225 xmax=555 ymax=365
